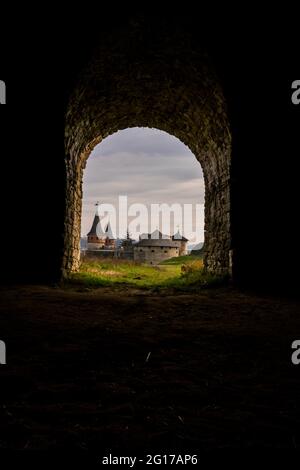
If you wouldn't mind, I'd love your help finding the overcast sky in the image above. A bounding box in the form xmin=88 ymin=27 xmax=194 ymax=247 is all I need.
xmin=82 ymin=127 xmax=205 ymax=243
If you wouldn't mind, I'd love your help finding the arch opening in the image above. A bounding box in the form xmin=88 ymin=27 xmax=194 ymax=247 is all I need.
xmin=81 ymin=127 xmax=205 ymax=261
xmin=63 ymin=27 xmax=232 ymax=279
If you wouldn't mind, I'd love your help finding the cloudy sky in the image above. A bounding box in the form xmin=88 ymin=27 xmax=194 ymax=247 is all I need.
xmin=82 ymin=128 xmax=205 ymax=243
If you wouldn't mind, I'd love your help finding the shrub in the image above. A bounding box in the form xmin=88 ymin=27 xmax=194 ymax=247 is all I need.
xmin=181 ymin=260 xmax=203 ymax=275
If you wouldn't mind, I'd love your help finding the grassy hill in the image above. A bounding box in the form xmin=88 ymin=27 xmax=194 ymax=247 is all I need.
xmin=67 ymin=255 xmax=225 ymax=291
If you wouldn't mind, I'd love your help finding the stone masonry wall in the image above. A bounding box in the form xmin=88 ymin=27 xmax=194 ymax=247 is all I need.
xmin=64 ymin=22 xmax=232 ymax=277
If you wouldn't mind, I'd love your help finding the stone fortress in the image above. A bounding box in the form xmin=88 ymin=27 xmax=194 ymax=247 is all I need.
xmin=84 ymin=204 xmax=188 ymax=265
xmin=134 ymin=230 xmax=188 ymax=265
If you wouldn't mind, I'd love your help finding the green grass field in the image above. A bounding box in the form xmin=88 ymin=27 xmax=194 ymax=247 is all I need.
xmin=67 ymin=254 xmax=227 ymax=291
xmin=160 ymin=254 xmax=203 ymax=265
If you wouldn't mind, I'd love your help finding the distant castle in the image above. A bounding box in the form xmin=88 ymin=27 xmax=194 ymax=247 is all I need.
xmin=83 ymin=203 xmax=188 ymax=264
xmin=86 ymin=203 xmax=116 ymax=252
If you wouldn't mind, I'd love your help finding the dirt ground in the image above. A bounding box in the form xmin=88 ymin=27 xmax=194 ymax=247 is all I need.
xmin=0 ymin=284 xmax=300 ymax=452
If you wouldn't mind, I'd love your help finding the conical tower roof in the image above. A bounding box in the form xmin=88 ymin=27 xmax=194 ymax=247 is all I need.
xmin=104 ymin=221 xmax=115 ymax=240
xmin=172 ymin=230 xmax=188 ymax=241
xmin=87 ymin=203 xmax=100 ymax=236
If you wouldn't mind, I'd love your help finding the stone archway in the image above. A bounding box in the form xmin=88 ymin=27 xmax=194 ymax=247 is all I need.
xmin=63 ymin=24 xmax=231 ymax=278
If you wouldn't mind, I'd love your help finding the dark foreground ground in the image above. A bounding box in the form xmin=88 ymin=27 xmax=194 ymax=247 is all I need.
xmin=0 ymin=285 xmax=300 ymax=452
